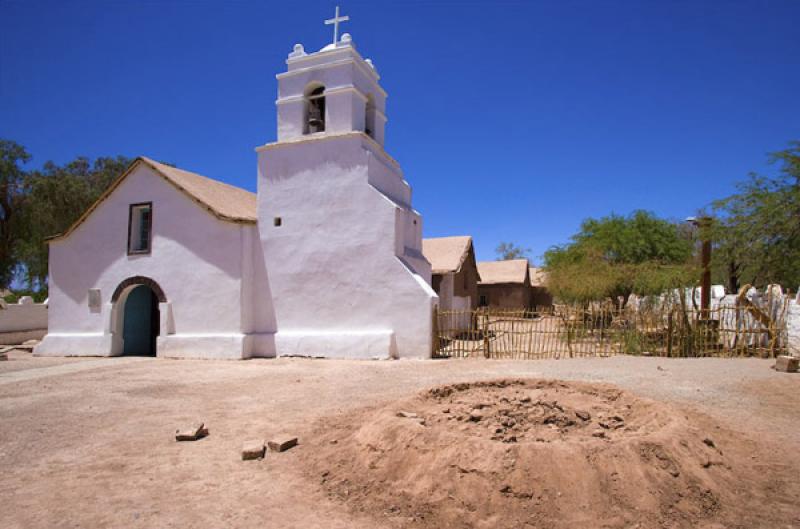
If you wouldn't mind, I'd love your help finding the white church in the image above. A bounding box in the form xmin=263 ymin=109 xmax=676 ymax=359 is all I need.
xmin=35 ymin=11 xmax=439 ymax=360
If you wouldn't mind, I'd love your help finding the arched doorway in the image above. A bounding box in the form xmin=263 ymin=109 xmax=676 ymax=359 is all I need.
xmin=111 ymin=277 xmax=165 ymax=357
xmin=121 ymin=284 xmax=159 ymax=356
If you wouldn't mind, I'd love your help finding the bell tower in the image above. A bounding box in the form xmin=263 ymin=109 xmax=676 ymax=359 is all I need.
xmin=275 ymin=32 xmax=387 ymax=146
xmin=254 ymin=9 xmax=437 ymax=359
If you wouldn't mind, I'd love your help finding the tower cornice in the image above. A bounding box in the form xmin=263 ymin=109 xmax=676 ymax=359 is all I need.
xmin=278 ymin=54 xmax=385 ymax=98
xmin=255 ymin=131 xmax=401 ymax=171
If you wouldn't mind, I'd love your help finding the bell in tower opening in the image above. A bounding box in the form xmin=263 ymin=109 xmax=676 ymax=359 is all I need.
xmin=305 ymin=85 xmax=326 ymax=134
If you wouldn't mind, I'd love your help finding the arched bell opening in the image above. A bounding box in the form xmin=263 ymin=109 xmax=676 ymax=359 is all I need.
xmin=304 ymin=84 xmax=326 ymax=134
xmin=364 ymin=93 xmax=376 ymax=139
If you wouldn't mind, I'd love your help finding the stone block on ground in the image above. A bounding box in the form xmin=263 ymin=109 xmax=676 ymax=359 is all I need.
xmin=242 ymin=440 xmax=266 ymax=460
xmin=468 ymin=410 xmax=484 ymax=422
xmin=175 ymin=423 xmax=208 ymax=442
xmin=774 ymin=355 xmax=799 ymax=373
xmin=268 ymin=436 xmax=298 ymax=453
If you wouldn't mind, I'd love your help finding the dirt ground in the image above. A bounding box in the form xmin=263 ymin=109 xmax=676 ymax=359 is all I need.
xmin=307 ymin=379 xmax=798 ymax=528
xmin=0 ymin=353 xmax=798 ymax=528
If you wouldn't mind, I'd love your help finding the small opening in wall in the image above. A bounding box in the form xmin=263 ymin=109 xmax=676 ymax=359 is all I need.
xmin=128 ymin=202 xmax=152 ymax=255
xmin=305 ymin=85 xmax=326 ymax=134
xmin=365 ymin=93 xmax=376 ymax=140
xmin=413 ymin=219 xmax=417 ymax=225
xmin=274 ymin=217 xmax=282 ymax=227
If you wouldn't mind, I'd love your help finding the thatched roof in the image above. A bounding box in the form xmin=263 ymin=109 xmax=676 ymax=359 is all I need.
xmin=140 ymin=157 xmax=256 ymax=222
xmin=477 ymin=259 xmax=530 ymax=285
xmin=422 ymin=236 xmax=474 ymax=274
xmin=529 ymin=267 xmax=547 ymax=287
xmin=49 ymin=156 xmax=256 ymax=241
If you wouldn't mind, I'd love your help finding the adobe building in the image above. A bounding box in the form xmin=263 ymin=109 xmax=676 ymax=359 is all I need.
xmin=422 ymin=236 xmax=480 ymax=311
xmin=477 ymin=259 xmax=532 ymax=308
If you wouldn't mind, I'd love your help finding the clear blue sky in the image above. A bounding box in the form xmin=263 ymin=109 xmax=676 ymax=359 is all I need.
xmin=2 ymin=0 xmax=798 ymax=263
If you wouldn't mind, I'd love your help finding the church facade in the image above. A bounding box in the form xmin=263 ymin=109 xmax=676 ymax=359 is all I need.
xmin=35 ymin=31 xmax=438 ymax=360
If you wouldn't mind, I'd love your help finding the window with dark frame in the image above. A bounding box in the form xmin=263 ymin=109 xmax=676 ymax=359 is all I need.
xmin=128 ymin=203 xmax=152 ymax=254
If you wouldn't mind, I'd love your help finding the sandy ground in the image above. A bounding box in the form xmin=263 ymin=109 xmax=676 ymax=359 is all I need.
xmin=0 ymin=353 xmax=798 ymax=528
xmin=0 ymin=348 xmax=90 ymax=373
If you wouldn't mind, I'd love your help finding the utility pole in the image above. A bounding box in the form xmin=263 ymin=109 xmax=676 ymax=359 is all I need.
xmin=687 ymin=216 xmax=713 ymax=317
xmin=700 ymin=229 xmax=712 ymax=316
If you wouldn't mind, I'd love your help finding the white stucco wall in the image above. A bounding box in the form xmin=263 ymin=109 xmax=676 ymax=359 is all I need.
xmin=240 ymin=225 xmax=278 ymax=357
xmin=35 ymin=165 xmax=269 ymax=359
xmin=257 ymin=133 xmax=436 ymax=359
xmin=788 ymin=296 xmax=800 ymax=357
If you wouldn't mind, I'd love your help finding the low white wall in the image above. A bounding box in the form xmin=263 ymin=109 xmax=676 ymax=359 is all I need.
xmin=646 ymin=285 xmax=798 ymax=353
xmin=788 ymin=296 xmax=800 ymax=357
xmin=0 ymin=302 xmax=48 ymax=345
xmin=0 ymin=303 xmax=48 ymax=332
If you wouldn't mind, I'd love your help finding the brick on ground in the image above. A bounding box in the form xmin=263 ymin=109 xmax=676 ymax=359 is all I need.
xmin=242 ymin=440 xmax=266 ymax=460
xmin=175 ymin=423 xmax=208 ymax=442
xmin=267 ymin=436 xmax=298 ymax=452
xmin=774 ymin=356 xmax=799 ymax=373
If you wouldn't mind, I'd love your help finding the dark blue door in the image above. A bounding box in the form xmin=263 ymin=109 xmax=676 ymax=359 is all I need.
xmin=122 ymin=285 xmax=158 ymax=356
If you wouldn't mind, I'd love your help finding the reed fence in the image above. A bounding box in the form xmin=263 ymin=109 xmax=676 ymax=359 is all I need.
xmin=433 ymin=301 xmax=790 ymax=360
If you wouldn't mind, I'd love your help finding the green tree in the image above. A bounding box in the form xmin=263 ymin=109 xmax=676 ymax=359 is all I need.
xmin=711 ymin=141 xmax=800 ymax=291
xmin=495 ymin=241 xmax=530 ymax=260
xmin=543 ymin=210 xmax=696 ymax=305
xmin=0 ymin=139 xmax=32 ymax=288
xmin=16 ymin=155 xmax=131 ymax=288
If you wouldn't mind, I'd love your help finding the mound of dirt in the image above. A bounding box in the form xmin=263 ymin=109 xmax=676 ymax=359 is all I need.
xmin=303 ymin=379 xmax=798 ymax=529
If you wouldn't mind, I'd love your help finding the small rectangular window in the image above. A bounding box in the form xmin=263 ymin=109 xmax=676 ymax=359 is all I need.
xmin=128 ymin=203 xmax=152 ymax=254
xmin=274 ymin=217 xmax=282 ymax=227
xmin=432 ymin=275 xmax=442 ymax=293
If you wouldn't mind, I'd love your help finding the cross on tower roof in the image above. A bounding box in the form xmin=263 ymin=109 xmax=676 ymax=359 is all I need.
xmin=324 ymin=6 xmax=349 ymax=45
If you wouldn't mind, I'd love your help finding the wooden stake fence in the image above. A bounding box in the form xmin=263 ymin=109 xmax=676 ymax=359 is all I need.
xmin=433 ymin=301 xmax=790 ymax=360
